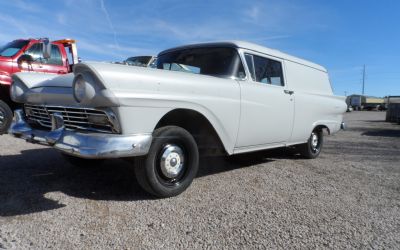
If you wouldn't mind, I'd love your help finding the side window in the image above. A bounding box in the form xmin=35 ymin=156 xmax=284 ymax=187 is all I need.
xmin=25 ymin=43 xmax=43 ymax=62
xmin=47 ymin=45 xmax=63 ymax=66
xmin=235 ymin=60 xmax=246 ymax=79
xmin=245 ymin=54 xmax=256 ymax=81
xmin=25 ymin=44 xmax=63 ymax=66
xmin=163 ymin=62 xmax=200 ymax=74
xmin=149 ymin=58 xmax=157 ymax=68
xmin=245 ymin=53 xmax=284 ymax=86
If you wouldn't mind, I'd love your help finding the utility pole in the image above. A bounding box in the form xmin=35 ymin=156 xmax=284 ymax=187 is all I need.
xmin=362 ymin=64 xmax=366 ymax=95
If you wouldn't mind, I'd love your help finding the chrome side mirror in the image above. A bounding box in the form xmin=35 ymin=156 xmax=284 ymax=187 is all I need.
xmin=42 ymin=38 xmax=51 ymax=59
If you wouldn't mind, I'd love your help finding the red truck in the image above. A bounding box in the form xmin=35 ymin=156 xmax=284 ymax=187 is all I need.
xmin=0 ymin=38 xmax=78 ymax=134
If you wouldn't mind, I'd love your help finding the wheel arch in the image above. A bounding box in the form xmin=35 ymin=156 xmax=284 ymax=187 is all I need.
xmin=312 ymin=123 xmax=331 ymax=135
xmin=153 ymin=108 xmax=229 ymax=156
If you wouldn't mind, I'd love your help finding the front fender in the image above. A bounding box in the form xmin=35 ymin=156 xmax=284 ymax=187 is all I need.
xmin=75 ymin=62 xmax=242 ymax=154
xmin=115 ymin=100 xmax=239 ymax=155
xmin=0 ymin=71 xmax=11 ymax=86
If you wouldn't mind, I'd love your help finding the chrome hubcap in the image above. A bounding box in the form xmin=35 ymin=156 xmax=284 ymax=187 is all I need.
xmin=311 ymin=132 xmax=319 ymax=151
xmin=160 ymin=144 xmax=185 ymax=179
xmin=0 ymin=109 xmax=5 ymax=126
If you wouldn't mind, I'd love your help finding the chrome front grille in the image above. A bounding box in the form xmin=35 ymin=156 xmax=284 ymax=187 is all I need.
xmin=24 ymin=104 xmax=118 ymax=134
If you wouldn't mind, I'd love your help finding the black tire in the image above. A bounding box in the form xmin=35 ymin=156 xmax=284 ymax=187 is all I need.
xmin=298 ymin=128 xmax=324 ymax=159
xmin=0 ymin=100 xmax=13 ymax=135
xmin=61 ymin=153 xmax=104 ymax=168
xmin=134 ymin=126 xmax=199 ymax=198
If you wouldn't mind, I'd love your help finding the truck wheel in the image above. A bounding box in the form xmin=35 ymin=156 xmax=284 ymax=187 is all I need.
xmin=61 ymin=153 xmax=104 ymax=168
xmin=134 ymin=126 xmax=199 ymax=198
xmin=0 ymin=100 xmax=13 ymax=135
xmin=298 ymin=128 xmax=324 ymax=159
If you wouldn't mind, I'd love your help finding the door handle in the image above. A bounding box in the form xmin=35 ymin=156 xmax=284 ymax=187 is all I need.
xmin=284 ymin=90 xmax=294 ymax=95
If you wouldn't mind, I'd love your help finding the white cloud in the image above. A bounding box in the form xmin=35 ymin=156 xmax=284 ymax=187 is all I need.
xmin=250 ymin=35 xmax=291 ymax=42
xmin=99 ymin=0 xmax=119 ymax=49
xmin=78 ymin=40 xmax=156 ymax=60
xmin=0 ymin=32 xmax=23 ymax=44
xmin=245 ymin=5 xmax=260 ymax=21
xmin=0 ymin=0 xmax=332 ymax=61
xmin=12 ymin=0 xmax=43 ymax=13
xmin=0 ymin=15 xmax=28 ymax=36
xmin=330 ymin=66 xmax=364 ymax=74
xmin=57 ymin=13 xmax=66 ymax=25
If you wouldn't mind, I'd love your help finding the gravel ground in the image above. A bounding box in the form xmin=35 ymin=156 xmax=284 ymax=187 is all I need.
xmin=0 ymin=111 xmax=399 ymax=249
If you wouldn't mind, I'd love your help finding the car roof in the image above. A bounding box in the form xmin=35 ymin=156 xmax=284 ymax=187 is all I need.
xmin=159 ymin=40 xmax=327 ymax=72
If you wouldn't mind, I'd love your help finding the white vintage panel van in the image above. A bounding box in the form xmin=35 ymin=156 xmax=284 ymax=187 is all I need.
xmin=9 ymin=41 xmax=347 ymax=197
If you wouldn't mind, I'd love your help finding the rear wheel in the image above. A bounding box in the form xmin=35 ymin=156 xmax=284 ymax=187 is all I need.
xmin=134 ymin=126 xmax=199 ymax=198
xmin=298 ymin=128 xmax=324 ymax=159
xmin=0 ymin=100 xmax=13 ymax=135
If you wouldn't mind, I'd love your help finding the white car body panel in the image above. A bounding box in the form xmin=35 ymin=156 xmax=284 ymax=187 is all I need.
xmin=82 ymin=63 xmax=242 ymax=153
xmin=284 ymin=59 xmax=345 ymax=142
xmin=235 ymin=49 xmax=295 ymax=148
xmin=236 ymin=82 xmax=295 ymax=147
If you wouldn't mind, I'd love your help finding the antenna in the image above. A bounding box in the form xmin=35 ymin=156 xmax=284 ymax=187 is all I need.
xmin=362 ymin=64 xmax=366 ymax=95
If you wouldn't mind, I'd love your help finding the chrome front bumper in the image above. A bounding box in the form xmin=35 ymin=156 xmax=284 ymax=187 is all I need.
xmin=9 ymin=109 xmax=152 ymax=159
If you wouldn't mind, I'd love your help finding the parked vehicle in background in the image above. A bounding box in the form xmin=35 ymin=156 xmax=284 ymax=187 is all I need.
xmin=0 ymin=38 xmax=78 ymax=134
xmin=347 ymin=94 xmax=385 ymax=111
xmin=346 ymin=106 xmax=353 ymax=112
xmin=115 ymin=56 xmax=157 ymax=68
xmin=386 ymin=96 xmax=400 ymax=123
xmin=9 ymin=41 xmax=347 ymax=197
xmin=114 ymin=56 xmax=201 ymax=73
xmin=382 ymin=96 xmax=389 ymax=110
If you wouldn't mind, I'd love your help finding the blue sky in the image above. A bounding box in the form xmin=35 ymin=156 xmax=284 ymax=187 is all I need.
xmin=0 ymin=0 xmax=399 ymax=97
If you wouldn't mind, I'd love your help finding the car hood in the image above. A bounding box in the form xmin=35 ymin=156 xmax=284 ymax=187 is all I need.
xmin=13 ymin=72 xmax=74 ymax=89
xmin=0 ymin=56 xmax=12 ymax=62
xmin=11 ymin=61 xmax=238 ymax=108
xmin=11 ymin=73 xmax=76 ymax=106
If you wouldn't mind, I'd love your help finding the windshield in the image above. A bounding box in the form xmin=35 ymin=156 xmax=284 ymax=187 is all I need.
xmin=125 ymin=56 xmax=152 ymax=67
xmin=157 ymin=47 xmax=245 ymax=79
xmin=0 ymin=40 xmax=29 ymax=57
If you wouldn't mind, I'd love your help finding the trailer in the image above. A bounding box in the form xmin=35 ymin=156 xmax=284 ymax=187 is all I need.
xmin=386 ymin=96 xmax=400 ymax=123
xmin=347 ymin=95 xmax=385 ymax=111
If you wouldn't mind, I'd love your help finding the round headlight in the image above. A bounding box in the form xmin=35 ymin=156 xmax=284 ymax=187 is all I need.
xmin=10 ymin=80 xmax=26 ymax=102
xmin=73 ymin=75 xmax=86 ymax=103
xmin=73 ymin=73 xmax=96 ymax=103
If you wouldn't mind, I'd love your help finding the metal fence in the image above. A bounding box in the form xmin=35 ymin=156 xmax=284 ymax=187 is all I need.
xmin=386 ymin=96 xmax=400 ymax=123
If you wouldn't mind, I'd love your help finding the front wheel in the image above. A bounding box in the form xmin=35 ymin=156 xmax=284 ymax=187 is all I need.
xmin=298 ymin=128 xmax=324 ymax=159
xmin=134 ymin=126 xmax=199 ymax=198
xmin=0 ymin=100 xmax=13 ymax=135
